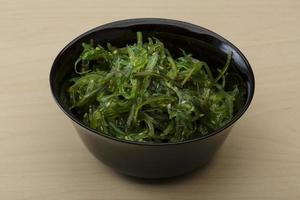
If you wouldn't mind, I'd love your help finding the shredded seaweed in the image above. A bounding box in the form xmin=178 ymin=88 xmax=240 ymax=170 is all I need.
xmin=67 ymin=32 xmax=244 ymax=142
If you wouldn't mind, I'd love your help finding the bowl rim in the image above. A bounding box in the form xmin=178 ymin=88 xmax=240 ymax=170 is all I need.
xmin=50 ymin=18 xmax=255 ymax=146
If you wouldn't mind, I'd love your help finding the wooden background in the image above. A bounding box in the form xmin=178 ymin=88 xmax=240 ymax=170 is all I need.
xmin=1 ymin=0 xmax=300 ymax=199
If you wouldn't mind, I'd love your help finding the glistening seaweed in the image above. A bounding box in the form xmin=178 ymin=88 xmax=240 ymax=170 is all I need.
xmin=67 ymin=32 xmax=244 ymax=142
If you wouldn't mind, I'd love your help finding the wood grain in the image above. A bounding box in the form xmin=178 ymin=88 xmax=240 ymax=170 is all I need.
xmin=1 ymin=0 xmax=300 ymax=199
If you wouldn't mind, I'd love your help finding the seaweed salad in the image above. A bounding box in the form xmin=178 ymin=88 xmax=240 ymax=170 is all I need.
xmin=67 ymin=32 xmax=245 ymax=143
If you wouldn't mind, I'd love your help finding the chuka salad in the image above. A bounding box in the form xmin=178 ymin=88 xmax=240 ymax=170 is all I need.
xmin=67 ymin=32 xmax=245 ymax=143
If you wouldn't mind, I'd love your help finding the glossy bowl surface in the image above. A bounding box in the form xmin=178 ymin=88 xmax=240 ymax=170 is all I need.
xmin=50 ymin=18 xmax=255 ymax=178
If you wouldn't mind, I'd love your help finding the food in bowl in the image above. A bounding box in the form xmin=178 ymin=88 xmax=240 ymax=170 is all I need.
xmin=50 ymin=18 xmax=255 ymax=178
xmin=66 ymin=32 xmax=245 ymax=143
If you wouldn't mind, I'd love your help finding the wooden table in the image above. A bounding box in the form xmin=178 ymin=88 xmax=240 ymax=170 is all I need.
xmin=1 ymin=0 xmax=300 ymax=199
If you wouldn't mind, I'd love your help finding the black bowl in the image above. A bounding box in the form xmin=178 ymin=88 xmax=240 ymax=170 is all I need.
xmin=50 ymin=18 xmax=255 ymax=178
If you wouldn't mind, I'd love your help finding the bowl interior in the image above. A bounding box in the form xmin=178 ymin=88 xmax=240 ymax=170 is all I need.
xmin=50 ymin=19 xmax=254 ymax=143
